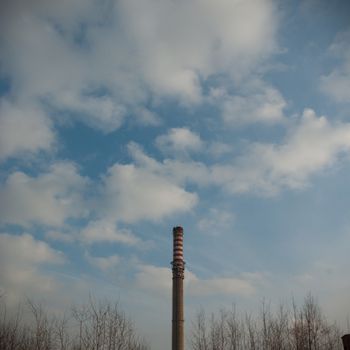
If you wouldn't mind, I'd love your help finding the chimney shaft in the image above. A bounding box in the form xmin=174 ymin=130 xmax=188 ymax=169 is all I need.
xmin=172 ymin=226 xmax=185 ymax=350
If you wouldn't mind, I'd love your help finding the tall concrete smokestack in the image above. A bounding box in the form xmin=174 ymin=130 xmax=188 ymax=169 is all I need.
xmin=172 ymin=226 xmax=185 ymax=350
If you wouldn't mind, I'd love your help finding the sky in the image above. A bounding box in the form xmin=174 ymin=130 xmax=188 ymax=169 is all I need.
xmin=1 ymin=0 xmax=350 ymax=348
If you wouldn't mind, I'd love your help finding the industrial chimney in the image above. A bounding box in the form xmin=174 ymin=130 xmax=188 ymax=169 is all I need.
xmin=172 ymin=226 xmax=185 ymax=350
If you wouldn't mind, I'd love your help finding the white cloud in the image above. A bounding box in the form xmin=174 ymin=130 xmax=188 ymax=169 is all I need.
xmin=1 ymin=11 xmax=86 ymax=99
xmin=100 ymin=146 xmax=198 ymax=223
xmin=0 ymin=1 xmax=133 ymax=133
xmin=49 ymin=90 xmax=126 ymax=133
xmin=320 ymin=30 xmax=350 ymax=103
xmin=0 ymin=162 xmax=89 ymax=227
xmin=0 ymin=142 xmax=199 ymax=230
xmin=102 ymin=109 xmax=350 ymax=202
xmin=102 ymin=163 xmax=198 ymax=223
xmin=211 ymin=109 xmax=350 ymax=195
xmin=161 ymin=159 xmax=211 ymax=187
xmin=128 ymin=142 xmax=210 ymax=187
xmin=128 ymin=108 xmax=350 ymax=197
xmin=80 ymin=220 xmax=139 ymax=245
xmin=0 ymin=0 xmax=279 ymax=132
xmin=0 ymin=99 xmax=55 ymax=161
xmin=210 ymin=80 xmax=287 ymax=126
xmin=223 ymin=88 xmax=286 ymax=125
xmin=0 ymin=233 xmax=64 ymax=305
xmin=120 ymin=0 xmax=278 ymax=99
xmin=155 ymin=127 xmax=203 ymax=154
xmin=0 ymin=233 xmax=64 ymax=265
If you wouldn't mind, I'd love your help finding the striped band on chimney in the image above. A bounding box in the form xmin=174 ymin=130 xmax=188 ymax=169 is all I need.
xmin=173 ymin=233 xmax=183 ymax=261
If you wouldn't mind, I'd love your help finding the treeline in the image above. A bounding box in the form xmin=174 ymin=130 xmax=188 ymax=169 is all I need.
xmin=190 ymin=294 xmax=343 ymax=350
xmin=0 ymin=294 xmax=345 ymax=350
xmin=0 ymin=297 xmax=149 ymax=350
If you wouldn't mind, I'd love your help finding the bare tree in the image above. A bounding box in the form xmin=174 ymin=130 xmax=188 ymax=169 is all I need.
xmin=71 ymin=297 xmax=148 ymax=350
xmin=226 ymin=305 xmax=244 ymax=350
xmin=53 ymin=313 xmax=71 ymax=350
xmin=190 ymin=295 xmax=343 ymax=350
xmin=190 ymin=308 xmax=208 ymax=350
xmin=0 ymin=297 xmax=149 ymax=350
xmin=26 ymin=299 xmax=56 ymax=350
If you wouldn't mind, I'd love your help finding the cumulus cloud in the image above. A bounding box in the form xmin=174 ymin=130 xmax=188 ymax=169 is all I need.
xmin=0 ymin=233 xmax=64 ymax=305
xmin=99 ymin=145 xmax=198 ymax=223
xmin=320 ymin=30 xmax=350 ymax=103
xmin=0 ymin=0 xmax=279 ymax=132
xmin=129 ymin=108 xmax=350 ymax=196
xmin=0 ymin=142 xmax=199 ymax=230
xmin=3 ymin=108 xmax=347 ymax=234
xmin=0 ymin=162 xmax=89 ymax=227
xmin=101 ymin=163 xmax=198 ymax=223
xmin=155 ymin=127 xmax=203 ymax=155
xmin=93 ymin=108 xmax=350 ymax=214
xmin=0 ymin=0 xmax=140 ymax=133
xmin=135 ymin=264 xmax=258 ymax=298
xmin=127 ymin=141 xmax=210 ymax=187
xmin=211 ymin=109 xmax=350 ymax=195
xmin=0 ymin=99 xmax=55 ymax=161
xmin=119 ymin=0 xmax=278 ymax=98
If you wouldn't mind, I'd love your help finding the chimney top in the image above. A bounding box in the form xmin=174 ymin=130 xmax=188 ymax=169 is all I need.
xmin=173 ymin=226 xmax=183 ymax=233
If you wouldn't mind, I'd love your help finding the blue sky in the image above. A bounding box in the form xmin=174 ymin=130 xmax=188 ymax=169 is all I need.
xmin=1 ymin=0 xmax=350 ymax=349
